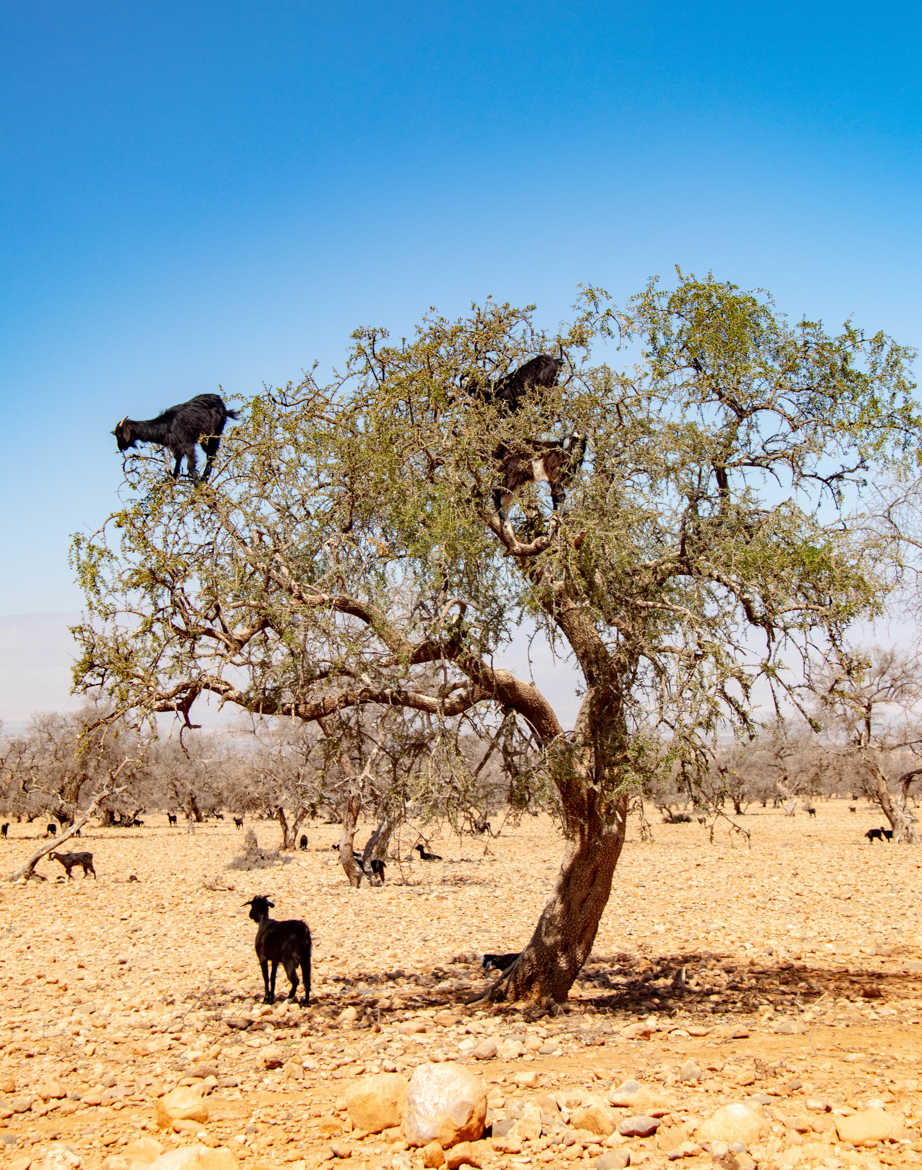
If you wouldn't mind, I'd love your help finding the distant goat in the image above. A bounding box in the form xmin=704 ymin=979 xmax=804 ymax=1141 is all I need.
xmin=806 ymin=806 xmax=817 ymax=817
xmin=245 ymin=895 xmax=311 ymax=1005
xmin=113 ymin=393 xmax=239 ymax=483
xmin=234 ymin=816 xmax=244 ymax=830
xmin=865 ymin=826 xmax=893 ymax=842
xmin=48 ymin=850 xmax=96 ymax=878
xmin=298 ymin=834 xmax=309 ymax=851
xmin=492 ymin=433 xmax=587 ymax=521
xmin=44 ymin=823 xmax=57 ymax=838
xmin=414 ymin=843 xmax=442 ymax=861
xmin=167 ymin=813 xmax=178 ymax=826
xmin=482 ymin=951 xmax=519 ymax=973
xmin=1 ymin=823 xmax=8 ymax=838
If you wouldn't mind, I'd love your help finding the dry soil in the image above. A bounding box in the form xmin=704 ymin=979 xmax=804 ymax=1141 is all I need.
xmin=2 ymin=802 xmax=922 ymax=1169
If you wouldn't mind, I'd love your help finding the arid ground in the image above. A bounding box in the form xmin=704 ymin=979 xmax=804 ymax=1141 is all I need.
xmin=3 ymin=802 xmax=922 ymax=1169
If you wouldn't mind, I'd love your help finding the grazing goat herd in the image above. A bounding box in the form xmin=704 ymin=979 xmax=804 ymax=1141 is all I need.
xmin=110 ymin=352 xmax=586 ymax=519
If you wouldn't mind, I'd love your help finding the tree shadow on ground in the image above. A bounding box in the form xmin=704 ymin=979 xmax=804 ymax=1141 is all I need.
xmin=198 ymin=948 xmax=921 ymax=1030
xmin=573 ymin=950 xmax=918 ymax=1020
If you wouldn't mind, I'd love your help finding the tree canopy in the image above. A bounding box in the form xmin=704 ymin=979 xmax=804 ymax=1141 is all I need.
xmin=73 ymin=272 xmax=920 ymax=1002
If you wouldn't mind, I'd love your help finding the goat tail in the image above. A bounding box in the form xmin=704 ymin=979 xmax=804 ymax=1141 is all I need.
xmin=226 ymin=408 xmax=241 ymax=420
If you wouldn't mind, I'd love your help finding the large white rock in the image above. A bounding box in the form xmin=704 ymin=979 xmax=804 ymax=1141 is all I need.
xmin=404 ymin=1062 xmax=487 ymax=1149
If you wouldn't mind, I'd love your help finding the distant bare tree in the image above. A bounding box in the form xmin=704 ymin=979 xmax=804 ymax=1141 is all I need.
xmin=811 ymin=646 xmax=922 ymax=842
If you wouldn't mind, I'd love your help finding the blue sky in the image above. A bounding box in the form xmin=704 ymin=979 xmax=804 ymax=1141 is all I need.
xmin=1 ymin=1 xmax=920 ymax=725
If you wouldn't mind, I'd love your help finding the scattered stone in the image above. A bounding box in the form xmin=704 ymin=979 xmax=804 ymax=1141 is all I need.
xmin=345 ymin=1073 xmax=408 ymax=1135
xmin=713 ymin=1151 xmax=757 ymax=1170
xmin=834 ymin=1106 xmax=908 ymax=1146
xmin=666 ymin=1140 xmax=700 ymax=1160
xmin=595 ymin=1152 xmax=630 ymax=1170
xmin=570 ymin=1102 xmax=617 ymax=1137
xmin=122 ymin=1138 xmax=164 ymax=1165
xmin=43 ymin=1145 xmax=81 ymax=1170
xmin=147 ymin=1148 xmax=238 ymax=1170
xmin=421 ymin=1141 xmax=444 ymax=1167
xmin=35 ymin=1081 xmax=66 ymax=1101
xmin=679 ymin=1060 xmax=702 ymax=1083
xmin=470 ymin=1039 xmax=497 ymax=1061
xmin=608 ymin=1081 xmax=667 ymax=1116
xmin=618 ymin=1114 xmax=659 ymax=1137
xmin=496 ymin=1038 xmax=525 ymax=1060
xmin=697 ymin=1103 xmax=767 ymax=1145
xmin=222 ymin=1018 xmax=251 ymax=1031
xmin=404 ymin=1063 xmax=487 ymax=1149
xmin=155 ymin=1088 xmax=209 ymax=1129
xmin=445 ymin=1141 xmax=480 ymax=1168
xmin=773 ymin=1018 xmax=806 ymax=1035
xmin=329 ymin=1141 xmax=352 ymax=1159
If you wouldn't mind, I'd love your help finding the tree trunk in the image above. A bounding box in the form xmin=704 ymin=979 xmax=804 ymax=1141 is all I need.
xmin=337 ymin=790 xmax=364 ymax=887
xmin=865 ymin=756 xmax=920 ymax=843
xmin=276 ymin=806 xmax=294 ymax=850
xmin=362 ymin=815 xmax=397 ymax=870
xmin=488 ymin=804 xmax=627 ymax=1004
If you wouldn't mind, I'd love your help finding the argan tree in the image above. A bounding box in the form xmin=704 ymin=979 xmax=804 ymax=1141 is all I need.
xmin=73 ymin=274 xmax=919 ymax=1003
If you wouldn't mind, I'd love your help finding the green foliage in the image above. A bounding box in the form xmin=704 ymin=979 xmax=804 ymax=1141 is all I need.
xmin=72 ymin=274 xmax=919 ymax=828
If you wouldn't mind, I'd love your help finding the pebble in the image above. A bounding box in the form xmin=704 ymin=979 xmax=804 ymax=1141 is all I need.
xmin=618 ymin=1115 xmax=659 ymax=1137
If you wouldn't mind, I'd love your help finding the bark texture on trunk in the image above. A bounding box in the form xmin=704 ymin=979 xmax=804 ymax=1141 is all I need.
xmin=489 ymin=802 xmax=627 ymax=1004
xmin=337 ymin=790 xmax=364 ymax=887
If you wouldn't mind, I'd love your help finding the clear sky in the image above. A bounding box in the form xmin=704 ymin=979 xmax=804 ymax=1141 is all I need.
xmin=1 ymin=0 xmax=920 ymax=727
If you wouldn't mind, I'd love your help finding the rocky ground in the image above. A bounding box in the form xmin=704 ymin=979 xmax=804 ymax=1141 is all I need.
xmin=2 ymin=802 xmax=922 ymax=1170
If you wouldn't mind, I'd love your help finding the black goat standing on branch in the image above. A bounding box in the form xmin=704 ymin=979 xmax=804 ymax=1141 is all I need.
xmin=113 ymin=393 xmax=239 ymax=483
xmin=466 ymin=350 xmax=565 ymax=414
xmin=492 ymin=433 xmax=588 ymax=521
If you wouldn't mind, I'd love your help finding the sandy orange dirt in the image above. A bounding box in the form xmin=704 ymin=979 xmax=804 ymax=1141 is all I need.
xmin=2 ymin=803 xmax=922 ymax=1169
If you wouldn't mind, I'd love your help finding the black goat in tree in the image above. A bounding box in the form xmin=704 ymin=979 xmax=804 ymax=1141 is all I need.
xmin=113 ymin=393 xmax=239 ymax=482
xmin=245 ymin=895 xmax=312 ymax=1005
xmin=492 ymin=433 xmax=588 ymax=520
xmin=466 ymin=350 xmax=565 ymax=414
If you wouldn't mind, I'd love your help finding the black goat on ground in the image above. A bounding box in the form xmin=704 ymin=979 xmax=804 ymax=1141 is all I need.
xmin=865 ymin=826 xmax=893 ymax=842
xmin=1 ymin=823 xmax=7 ymax=838
xmin=492 ymin=433 xmax=587 ymax=521
xmin=245 ymin=895 xmax=311 ymax=1005
xmin=414 ymin=843 xmax=442 ymax=861
xmin=298 ymin=834 xmax=309 ymax=851
xmin=113 ymin=393 xmax=239 ymax=483
xmin=44 ymin=824 xmax=57 ymax=838
xmin=167 ymin=813 xmax=178 ymax=826
xmin=234 ymin=816 xmax=244 ymax=830
xmin=482 ymin=951 xmax=519 ymax=973
xmin=49 ymin=850 xmax=96 ymax=878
